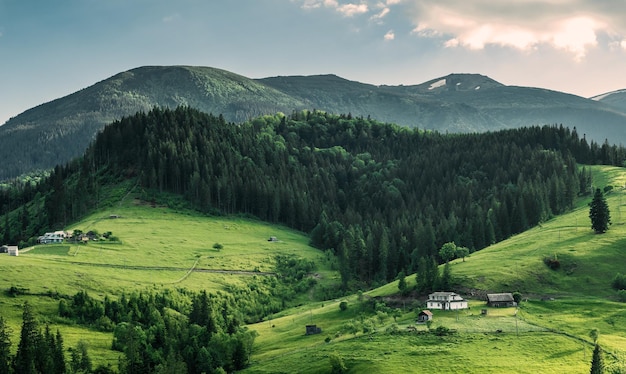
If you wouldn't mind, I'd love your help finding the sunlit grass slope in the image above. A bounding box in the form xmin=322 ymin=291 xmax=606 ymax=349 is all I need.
xmin=0 ymin=195 xmax=333 ymax=368
xmin=244 ymin=165 xmax=626 ymax=373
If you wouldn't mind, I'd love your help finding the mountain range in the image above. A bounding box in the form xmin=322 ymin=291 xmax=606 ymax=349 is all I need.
xmin=1 ymin=65 xmax=626 ymax=180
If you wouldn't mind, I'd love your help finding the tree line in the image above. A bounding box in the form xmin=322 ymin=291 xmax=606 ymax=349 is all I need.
xmin=0 ymin=302 xmax=99 ymax=374
xmin=61 ymin=288 xmax=256 ymax=373
xmin=2 ymin=107 xmax=625 ymax=287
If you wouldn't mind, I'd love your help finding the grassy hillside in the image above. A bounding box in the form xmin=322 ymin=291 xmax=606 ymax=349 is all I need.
xmin=242 ymin=165 xmax=626 ymax=373
xmin=0 ymin=193 xmax=339 ymax=369
xmin=1 ymin=166 xmax=625 ymax=372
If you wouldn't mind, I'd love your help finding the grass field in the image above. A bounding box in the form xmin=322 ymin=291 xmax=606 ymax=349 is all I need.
xmin=1 ymin=165 xmax=626 ymax=373
xmin=0 ymin=196 xmax=336 ymax=368
xmin=242 ymin=165 xmax=626 ymax=373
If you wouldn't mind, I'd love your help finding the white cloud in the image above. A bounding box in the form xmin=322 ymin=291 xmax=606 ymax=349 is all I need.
xmin=384 ymin=30 xmax=395 ymax=40
xmin=404 ymin=0 xmax=626 ymax=60
xmin=337 ymin=3 xmax=369 ymax=17
xmin=299 ymin=1 xmax=370 ymax=17
xmin=371 ymin=7 xmax=390 ymax=21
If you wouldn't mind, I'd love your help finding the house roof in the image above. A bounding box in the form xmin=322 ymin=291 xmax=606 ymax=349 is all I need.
xmin=419 ymin=310 xmax=433 ymax=316
xmin=429 ymin=291 xmax=458 ymax=297
xmin=487 ymin=293 xmax=514 ymax=302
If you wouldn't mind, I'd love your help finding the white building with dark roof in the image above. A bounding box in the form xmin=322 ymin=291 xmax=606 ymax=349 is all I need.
xmin=426 ymin=292 xmax=468 ymax=310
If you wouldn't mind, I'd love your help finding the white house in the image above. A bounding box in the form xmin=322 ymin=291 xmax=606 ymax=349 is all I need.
xmin=7 ymin=246 xmax=18 ymax=256
xmin=39 ymin=232 xmax=65 ymax=244
xmin=426 ymin=292 xmax=468 ymax=310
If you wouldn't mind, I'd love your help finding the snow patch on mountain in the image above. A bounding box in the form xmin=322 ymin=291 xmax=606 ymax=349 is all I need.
xmin=428 ymin=79 xmax=446 ymax=90
xmin=591 ymin=89 xmax=626 ymax=101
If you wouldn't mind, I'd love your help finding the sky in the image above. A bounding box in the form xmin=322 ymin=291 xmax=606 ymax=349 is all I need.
xmin=2 ymin=0 xmax=626 ymax=125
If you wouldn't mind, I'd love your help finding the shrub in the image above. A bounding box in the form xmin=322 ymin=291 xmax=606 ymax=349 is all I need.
xmin=339 ymin=301 xmax=348 ymax=311
xmin=617 ymin=290 xmax=626 ymax=302
xmin=213 ymin=243 xmax=223 ymax=250
xmin=432 ymin=326 xmax=454 ymax=336
xmin=329 ymin=352 xmax=347 ymax=374
xmin=512 ymin=292 xmax=522 ymax=304
xmin=612 ymin=273 xmax=626 ymax=290
xmin=543 ymin=256 xmax=560 ymax=270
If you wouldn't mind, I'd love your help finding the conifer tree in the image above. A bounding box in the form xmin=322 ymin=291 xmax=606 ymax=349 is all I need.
xmin=0 ymin=316 xmax=11 ymax=374
xmin=13 ymin=302 xmax=38 ymax=374
xmin=590 ymin=344 xmax=604 ymax=374
xmin=589 ymin=188 xmax=611 ymax=233
xmin=54 ymin=329 xmax=66 ymax=374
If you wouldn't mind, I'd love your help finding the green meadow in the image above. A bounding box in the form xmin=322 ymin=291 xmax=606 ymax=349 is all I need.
xmin=1 ymin=165 xmax=626 ymax=372
xmin=242 ymin=165 xmax=626 ymax=373
xmin=0 ymin=197 xmax=333 ymax=368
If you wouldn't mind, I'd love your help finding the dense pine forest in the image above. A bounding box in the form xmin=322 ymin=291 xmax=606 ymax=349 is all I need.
xmin=2 ymin=107 xmax=625 ymax=289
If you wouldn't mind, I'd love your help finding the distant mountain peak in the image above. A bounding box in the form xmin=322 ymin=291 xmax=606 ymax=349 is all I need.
xmin=418 ymin=73 xmax=503 ymax=93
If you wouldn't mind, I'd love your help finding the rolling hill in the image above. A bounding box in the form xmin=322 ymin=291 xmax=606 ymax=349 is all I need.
xmin=1 ymin=166 xmax=625 ymax=373
xmin=592 ymin=89 xmax=626 ymax=114
xmin=2 ymin=65 xmax=626 ymax=179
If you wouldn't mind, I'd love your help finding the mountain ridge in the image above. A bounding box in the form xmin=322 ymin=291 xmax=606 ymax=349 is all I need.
xmin=1 ymin=65 xmax=626 ymax=179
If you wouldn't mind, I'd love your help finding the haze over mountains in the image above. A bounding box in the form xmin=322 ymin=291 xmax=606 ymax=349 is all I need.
xmin=1 ymin=65 xmax=626 ymax=180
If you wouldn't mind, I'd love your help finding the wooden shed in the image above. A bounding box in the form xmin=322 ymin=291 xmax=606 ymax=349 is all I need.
xmin=486 ymin=293 xmax=517 ymax=308
xmin=417 ymin=310 xmax=433 ymax=323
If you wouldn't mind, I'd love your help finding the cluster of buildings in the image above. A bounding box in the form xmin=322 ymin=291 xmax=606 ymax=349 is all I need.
xmin=37 ymin=231 xmax=69 ymax=244
xmin=417 ymin=291 xmax=517 ymax=323
xmin=0 ymin=245 xmax=19 ymax=256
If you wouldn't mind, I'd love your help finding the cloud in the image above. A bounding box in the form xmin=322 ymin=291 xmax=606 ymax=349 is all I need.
xmin=371 ymin=7 xmax=390 ymax=21
xmin=299 ymin=1 xmax=369 ymax=17
xmin=384 ymin=30 xmax=395 ymax=40
xmin=405 ymin=0 xmax=626 ymax=60
xmin=336 ymin=3 xmax=369 ymax=17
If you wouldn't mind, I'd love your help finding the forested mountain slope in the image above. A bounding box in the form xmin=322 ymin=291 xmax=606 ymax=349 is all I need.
xmin=2 ymin=65 xmax=626 ymax=179
xmin=4 ymin=107 xmax=624 ymax=288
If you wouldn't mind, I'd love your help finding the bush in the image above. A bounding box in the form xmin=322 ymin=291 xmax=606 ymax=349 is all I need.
xmin=617 ymin=290 xmax=626 ymax=302
xmin=512 ymin=292 xmax=522 ymax=304
xmin=543 ymin=256 xmax=560 ymax=270
xmin=432 ymin=325 xmax=454 ymax=336
xmin=213 ymin=243 xmax=223 ymax=250
xmin=329 ymin=352 xmax=347 ymax=374
xmin=612 ymin=273 xmax=626 ymax=290
xmin=339 ymin=301 xmax=348 ymax=311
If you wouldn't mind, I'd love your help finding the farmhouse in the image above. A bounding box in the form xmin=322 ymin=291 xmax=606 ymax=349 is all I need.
xmin=486 ymin=293 xmax=517 ymax=308
xmin=417 ymin=310 xmax=433 ymax=323
xmin=426 ymin=292 xmax=468 ymax=310
xmin=38 ymin=231 xmax=65 ymax=244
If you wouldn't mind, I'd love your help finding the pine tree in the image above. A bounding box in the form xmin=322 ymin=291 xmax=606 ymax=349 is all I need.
xmin=54 ymin=329 xmax=66 ymax=374
xmin=13 ymin=302 xmax=39 ymax=374
xmin=589 ymin=188 xmax=611 ymax=234
xmin=590 ymin=344 xmax=604 ymax=374
xmin=0 ymin=316 xmax=11 ymax=374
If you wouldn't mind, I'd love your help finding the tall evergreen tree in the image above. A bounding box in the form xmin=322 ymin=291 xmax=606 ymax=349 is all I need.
xmin=0 ymin=316 xmax=11 ymax=374
xmin=590 ymin=344 xmax=604 ymax=374
xmin=53 ymin=329 xmax=66 ymax=374
xmin=13 ymin=302 xmax=39 ymax=374
xmin=589 ymin=188 xmax=611 ymax=234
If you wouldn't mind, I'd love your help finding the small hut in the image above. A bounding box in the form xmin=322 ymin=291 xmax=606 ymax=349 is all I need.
xmin=417 ymin=310 xmax=433 ymax=323
xmin=305 ymin=325 xmax=322 ymax=335
xmin=486 ymin=293 xmax=517 ymax=308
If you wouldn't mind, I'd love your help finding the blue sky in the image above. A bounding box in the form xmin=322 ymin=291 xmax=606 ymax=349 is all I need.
xmin=2 ymin=0 xmax=626 ymax=125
